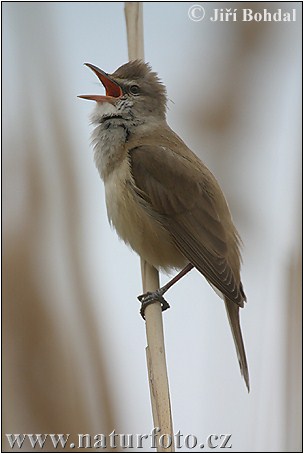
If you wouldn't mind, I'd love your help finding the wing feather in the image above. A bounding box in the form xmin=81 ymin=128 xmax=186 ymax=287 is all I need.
xmin=129 ymin=145 xmax=244 ymax=306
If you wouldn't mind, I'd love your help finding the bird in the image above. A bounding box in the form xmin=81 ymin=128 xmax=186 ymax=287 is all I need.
xmin=79 ymin=60 xmax=249 ymax=391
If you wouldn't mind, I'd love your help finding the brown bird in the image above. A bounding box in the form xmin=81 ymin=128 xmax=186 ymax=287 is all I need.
xmin=79 ymin=61 xmax=249 ymax=391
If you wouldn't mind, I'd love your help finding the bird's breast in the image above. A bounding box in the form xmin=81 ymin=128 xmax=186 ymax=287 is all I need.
xmin=104 ymin=158 xmax=186 ymax=271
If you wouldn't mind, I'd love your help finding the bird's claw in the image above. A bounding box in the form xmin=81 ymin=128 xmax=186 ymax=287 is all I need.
xmin=138 ymin=291 xmax=170 ymax=319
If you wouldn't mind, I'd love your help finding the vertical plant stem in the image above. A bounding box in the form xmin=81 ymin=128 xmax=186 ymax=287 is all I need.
xmin=124 ymin=3 xmax=175 ymax=452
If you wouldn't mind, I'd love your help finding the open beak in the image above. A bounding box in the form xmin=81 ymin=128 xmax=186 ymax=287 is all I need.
xmin=78 ymin=63 xmax=123 ymax=103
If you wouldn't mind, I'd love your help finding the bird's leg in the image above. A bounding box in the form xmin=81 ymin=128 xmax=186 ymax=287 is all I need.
xmin=138 ymin=263 xmax=194 ymax=319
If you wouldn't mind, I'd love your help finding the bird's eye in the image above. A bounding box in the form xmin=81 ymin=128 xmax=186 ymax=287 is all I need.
xmin=129 ymin=85 xmax=140 ymax=95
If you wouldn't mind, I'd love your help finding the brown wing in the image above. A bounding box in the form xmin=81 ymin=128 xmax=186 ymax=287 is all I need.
xmin=129 ymin=145 xmax=245 ymax=306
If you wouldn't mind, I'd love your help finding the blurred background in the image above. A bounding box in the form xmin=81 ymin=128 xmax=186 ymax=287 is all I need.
xmin=2 ymin=2 xmax=302 ymax=452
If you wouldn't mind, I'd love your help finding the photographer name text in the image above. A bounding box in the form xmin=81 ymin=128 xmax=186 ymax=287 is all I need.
xmin=210 ymin=8 xmax=296 ymax=22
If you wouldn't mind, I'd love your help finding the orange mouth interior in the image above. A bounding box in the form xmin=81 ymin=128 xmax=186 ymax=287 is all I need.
xmin=78 ymin=63 xmax=123 ymax=102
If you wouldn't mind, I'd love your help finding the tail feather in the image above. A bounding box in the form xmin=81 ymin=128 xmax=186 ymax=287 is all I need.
xmin=224 ymin=298 xmax=250 ymax=392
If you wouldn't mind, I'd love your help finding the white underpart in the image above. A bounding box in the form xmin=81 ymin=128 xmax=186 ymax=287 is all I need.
xmin=90 ymin=101 xmax=118 ymax=123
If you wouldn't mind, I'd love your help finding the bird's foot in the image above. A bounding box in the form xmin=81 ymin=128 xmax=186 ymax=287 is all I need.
xmin=138 ymin=289 xmax=170 ymax=319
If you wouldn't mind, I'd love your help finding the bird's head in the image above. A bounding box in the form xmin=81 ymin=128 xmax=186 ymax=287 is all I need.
xmin=79 ymin=60 xmax=167 ymax=123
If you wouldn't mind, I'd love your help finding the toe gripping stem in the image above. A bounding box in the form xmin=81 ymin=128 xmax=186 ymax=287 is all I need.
xmin=138 ymin=290 xmax=170 ymax=319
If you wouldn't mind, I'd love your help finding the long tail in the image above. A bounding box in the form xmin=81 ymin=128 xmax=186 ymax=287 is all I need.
xmin=224 ymin=298 xmax=250 ymax=392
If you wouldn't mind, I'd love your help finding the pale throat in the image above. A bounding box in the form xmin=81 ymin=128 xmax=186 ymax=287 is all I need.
xmin=91 ymin=101 xmax=120 ymax=121
xmin=90 ymin=101 xmax=165 ymax=180
xmin=91 ymin=101 xmax=132 ymax=180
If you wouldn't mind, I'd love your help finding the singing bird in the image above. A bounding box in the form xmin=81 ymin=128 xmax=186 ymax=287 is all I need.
xmin=79 ymin=61 xmax=249 ymax=391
